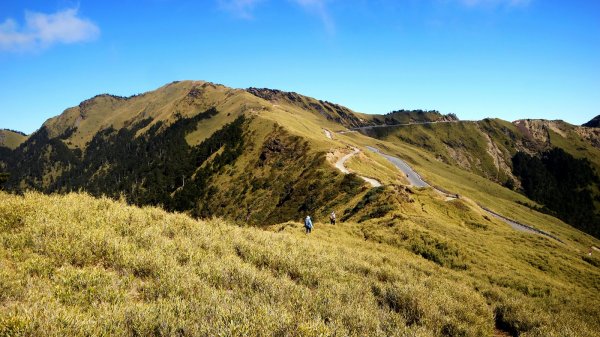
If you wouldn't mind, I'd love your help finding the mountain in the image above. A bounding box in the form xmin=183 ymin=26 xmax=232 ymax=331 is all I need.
xmin=2 ymin=80 xmax=600 ymax=335
xmin=0 ymin=129 xmax=27 ymax=149
xmin=246 ymin=87 xmax=458 ymax=128
xmin=359 ymin=118 xmax=600 ymax=237
xmin=1 ymin=187 xmax=599 ymax=336
xmin=359 ymin=118 xmax=600 ymax=183
xmin=583 ymin=115 xmax=600 ymax=127
xmin=1 ymin=81 xmax=600 ymax=233
xmin=0 ymin=81 xmax=370 ymax=225
xmin=0 ymin=81 xmax=463 ymax=225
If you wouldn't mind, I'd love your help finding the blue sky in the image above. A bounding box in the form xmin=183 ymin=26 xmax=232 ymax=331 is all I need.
xmin=0 ymin=0 xmax=598 ymax=134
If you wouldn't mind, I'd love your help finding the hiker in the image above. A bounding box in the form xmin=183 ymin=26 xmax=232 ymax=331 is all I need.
xmin=304 ymin=215 xmax=313 ymax=234
xmin=330 ymin=211 xmax=336 ymax=225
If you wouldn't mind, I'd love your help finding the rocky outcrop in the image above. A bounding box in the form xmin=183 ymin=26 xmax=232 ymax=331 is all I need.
xmin=246 ymin=87 xmax=370 ymax=128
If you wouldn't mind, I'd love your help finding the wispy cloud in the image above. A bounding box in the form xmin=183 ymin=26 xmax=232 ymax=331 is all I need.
xmin=218 ymin=0 xmax=265 ymax=19
xmin=458 ymin=0 xmax=532 ymax=8
xmin=293 ymin=0 xmax=335 ymax=34
xmin=0 ymin=8 xmax=99 ymax=53
xmin=218 ymin=0 xmax=335 ymax=33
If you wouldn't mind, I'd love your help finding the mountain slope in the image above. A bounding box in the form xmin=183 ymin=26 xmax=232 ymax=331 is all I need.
xmin=1 ymin=80 xmax=599 ymax=235
xmin=360 ymin=118 xmax=600 ymax=183
xmin=1 ymin=191 xmax=599 ymax=336
xmin=0 ymin=129 xmax=27 ymax=149
xmin=0 ymin=81 xmax=372 ymax=225
xmin=1 ymin=81 xmax=600 ymax=335
xmin=246 ymin=88 xmax=457 ymax=130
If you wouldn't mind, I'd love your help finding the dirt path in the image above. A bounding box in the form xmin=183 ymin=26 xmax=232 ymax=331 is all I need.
xmin=367 ymin=146 xmax=562 ymax=242
xmin=335 ymin=148 xmax=359 ymax=174
xmin=334 ymin=148 xmax=381 ymax=187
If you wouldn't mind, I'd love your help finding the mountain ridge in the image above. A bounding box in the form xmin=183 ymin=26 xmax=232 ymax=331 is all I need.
xmin=1 ymin=79 xmax=599 ymax=238
xmin=1 ymin=80 xmax=600 ymax=335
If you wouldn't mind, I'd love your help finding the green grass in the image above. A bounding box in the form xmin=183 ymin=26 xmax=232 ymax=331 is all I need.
xmin=0 ymin=130 xmax=27 ymax=150
xmin=339 ymin=129 xmax=600 ymax=247
xmin=1 ymin=191 xmax=599 ymax=336
xmin=2 ymin=81 xmax=600 ymax=336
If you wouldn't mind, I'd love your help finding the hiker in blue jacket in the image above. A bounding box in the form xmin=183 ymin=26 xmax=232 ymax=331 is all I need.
xmin=304 ymin=215 xmax=313 ymax=234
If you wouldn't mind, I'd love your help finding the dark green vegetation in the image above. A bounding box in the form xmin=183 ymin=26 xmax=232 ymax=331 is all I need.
xmin=206 ymin=125 xmax=368 ymax=225
xmin=1 ymin=80 xmax=600 ymax=336
xmin=583 ymin=115 xmax=600 ymax=128
xmin=0 ymin=172 xmax=8 ymax=189
xmin=512 ymin=148 xmax=600 ymax=238
xmin=363 ymin=118 xmax=600 ymax=238
xmin=371 ymin=109 xmax=458 ymax=125
xmin=0 ymin=107 xmax=364 ymax=225
xmin=0 ymin=108 xmax=244 ymax=212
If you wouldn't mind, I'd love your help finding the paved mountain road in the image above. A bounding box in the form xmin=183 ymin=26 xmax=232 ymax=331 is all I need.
xmin=366 ymin=146 xmax=428 ymax=188
xmin=366 ymin=146 xmax=562 ymax=242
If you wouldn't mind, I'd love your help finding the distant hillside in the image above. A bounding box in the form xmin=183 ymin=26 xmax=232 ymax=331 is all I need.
xmin=361 ymin=119 xmax=600 ymax=182
xmin=372 ymin=109 xmax=458 ymax=125
xmin=247 ymin=87 xmax=371 ymax=128
xmin=246 ymin=88 xmax=456 ymax=129
xmin=361 ymin=118 xmax=600 ymax=237
xmin=0 ymin=129 xmax=27 ymax=149
xmin=583 ymin=115 xmax=600 ymax=128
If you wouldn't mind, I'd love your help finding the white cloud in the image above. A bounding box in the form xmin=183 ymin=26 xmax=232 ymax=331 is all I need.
xmin=219 ymin=0 xmax=265 ymax=19
xmin=0 ymin=8 xmax=99 ymax=52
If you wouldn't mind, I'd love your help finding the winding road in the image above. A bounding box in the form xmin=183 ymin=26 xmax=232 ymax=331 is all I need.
xmin=365 ymin=145 xmax=562 ymax=242
xmin=366 ymin=146 xmax=428 ymax=188
xmin=334 ymin=148 xmax=381 ymax=187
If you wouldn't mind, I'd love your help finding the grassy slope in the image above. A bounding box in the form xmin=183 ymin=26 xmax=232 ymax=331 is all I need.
xmin=366 ymin=119 xmax=600 ymax=184
xmin=1 ymin=192 xmax=599 ymax=336
xmin=227 ymin=105 xmax=600 ymax=251
xmin=198 ymin=96 xmax=380 ymax=224
xmin=363 ymin=120 xmax=523 ymax=184
xmin=0 ymin=130 xmax=27 ymax=150
xmin=41 ymin=81 xmax=259 ymax=149
xmin=548 ymin=126 xmax=600 ymax=171
xmin=2 ymin=81 xmax=600 ymax=335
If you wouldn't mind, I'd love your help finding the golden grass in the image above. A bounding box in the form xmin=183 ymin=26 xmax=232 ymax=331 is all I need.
xmin=0 ymin=130 xmax=27 ymax=149
xmin=1 ymin=191 xmax=599 ymax=336
xmin=345 ymin=151 xmax=408 ymax=186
